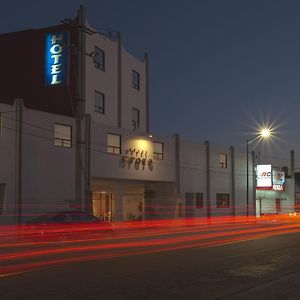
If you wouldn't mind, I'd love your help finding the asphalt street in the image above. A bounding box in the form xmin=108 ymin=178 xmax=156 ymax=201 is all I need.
xmin=1 ymin=220 xmax=300 ymax=299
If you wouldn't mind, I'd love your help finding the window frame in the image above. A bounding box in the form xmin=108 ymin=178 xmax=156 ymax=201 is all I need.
xmin=54 ymin=123 xmax=72 ymax=148
xmin=95 ymin=90 xmax=105 ymax=114
xmin=132 ymin=107 xmax=140 ymax=128
xmin=153 ymin=141 xmax=164 ymax=160
xmin=94 ymin=46 xmax=105 ymax=71
xmin=219 ymin=153 xmax=228 ymax=168
xmin=107 ymin=133 xmax=121 ymax=155
xmin=132 ymin=70 xmax=140 ymax=90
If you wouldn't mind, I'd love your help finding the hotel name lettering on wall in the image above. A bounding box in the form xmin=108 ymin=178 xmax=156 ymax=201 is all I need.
xmin=45 ymin=32 xmax=69 ymax=86
xmin=121 ymin=148 xmax=153 ymax=170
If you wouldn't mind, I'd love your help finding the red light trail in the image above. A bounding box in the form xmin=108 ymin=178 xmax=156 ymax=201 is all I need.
xmin=1 ymin=215 xmax=300 ymax=277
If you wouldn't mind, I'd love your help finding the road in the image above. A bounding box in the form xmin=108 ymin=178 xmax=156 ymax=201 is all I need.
xmin=1 ymin=216 xmax=300 ymax=299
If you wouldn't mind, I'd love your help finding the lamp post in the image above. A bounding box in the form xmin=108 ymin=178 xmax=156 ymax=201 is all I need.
xmin=246 ymin=128 xmax=271 ymax=216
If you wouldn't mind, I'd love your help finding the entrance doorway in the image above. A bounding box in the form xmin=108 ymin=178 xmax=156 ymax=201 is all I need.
xmin=92 ymin=192 xmax=115 ymax=222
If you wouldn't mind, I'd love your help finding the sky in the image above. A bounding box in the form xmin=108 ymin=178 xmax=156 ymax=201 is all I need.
xmin=1 ymin=0 xmax=300 ymax=162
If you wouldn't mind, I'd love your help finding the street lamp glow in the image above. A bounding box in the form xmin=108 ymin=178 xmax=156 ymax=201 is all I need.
xmin=260 ymin=128 xmax=271 ymax=139
xmin=246 ymin=125 xmax=273 ymax=217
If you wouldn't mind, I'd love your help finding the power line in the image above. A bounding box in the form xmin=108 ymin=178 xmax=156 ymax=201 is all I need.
xmin=1 ymin=122 xmax=290 ymax=178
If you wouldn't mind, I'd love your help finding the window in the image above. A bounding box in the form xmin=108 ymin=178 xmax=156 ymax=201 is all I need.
xmin=132 ymin=108 xmax=140 ymax=128
xmin=153 ymin=142 xmax=163 ymax=160
xmin=195 ymin=193 xmax=203 ymax=208
xmin=95 ymin=90 xmax=105 ymax=114
xmin=54 ymin=123 xmax=72 ymax=148
xmin=219 ymin=153 xmax=227 ymax=168
xmin=94 ymin=47 xmax=105 ymax=70
xmin=132 ymin=70 xmax=140 ymax=90
xmin=216 ymin=193 xmax=230 ymax=208
xmin=107 ymin=133 xmax=121 ymax=154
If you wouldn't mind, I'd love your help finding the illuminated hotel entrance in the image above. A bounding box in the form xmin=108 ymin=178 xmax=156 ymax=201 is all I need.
xmin=91 ymin=179 xmax=146 ymax=222
xmin=92 ymin=192 xmax=115 ymax=222
xmin=91 ymin=179 xmax=177 ymax=221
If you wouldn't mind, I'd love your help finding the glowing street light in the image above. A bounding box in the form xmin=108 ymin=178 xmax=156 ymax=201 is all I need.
xmin=246 ymin=127 xmax=272 ymax=216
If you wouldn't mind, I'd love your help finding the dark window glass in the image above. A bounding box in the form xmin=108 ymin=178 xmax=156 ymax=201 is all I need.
xmin=95 ymin=90 xmax=105 ymax=114
xmin=132 ymin=70 xmax=140 ymax=90
xmin=132 ymin=108 xmax=140 ymax=128
xmin=94 ymin=47 xmax=105 ymax=70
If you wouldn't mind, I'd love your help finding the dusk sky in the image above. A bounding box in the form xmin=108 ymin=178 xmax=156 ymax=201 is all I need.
xmin=1 ymin=0 xmax=300 ymax=161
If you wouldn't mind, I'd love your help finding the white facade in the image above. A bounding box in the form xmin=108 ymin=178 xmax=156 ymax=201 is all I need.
xmin=0 ymin=98 xmax=295 ymax=223
xmin=0 ymin=100 xmax=76 ymax=223
xmin=0 ymin=7 xmax=296 ymax=223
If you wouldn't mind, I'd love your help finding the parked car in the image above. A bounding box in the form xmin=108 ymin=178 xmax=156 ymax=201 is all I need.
xmin=25 ymin=211 xmax=113 ymax=241
xmin=27 ymin=211 xmax=100 ymax=224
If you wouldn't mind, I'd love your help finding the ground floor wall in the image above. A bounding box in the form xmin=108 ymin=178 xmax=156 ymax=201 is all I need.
xmin=256 ymin=179 xmax=295 ymax=216
xmin=91 ymin=178 xmax=177 ymax=222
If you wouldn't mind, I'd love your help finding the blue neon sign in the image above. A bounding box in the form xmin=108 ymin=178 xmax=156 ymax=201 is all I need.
xmin=45 ymin=32 xmax=69 ymax=86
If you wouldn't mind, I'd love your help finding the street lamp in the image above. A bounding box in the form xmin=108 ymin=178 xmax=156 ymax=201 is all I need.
xmin=246 ymin=127 xmax=271 ymax=216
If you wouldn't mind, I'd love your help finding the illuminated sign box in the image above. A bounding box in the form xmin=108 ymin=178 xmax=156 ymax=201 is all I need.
xmin=272 ymin=170 xmax=285 ymax=185
xmin=45 ymin=32 xmax=69 ymax=86
xmin=256 ymin=164 xmax=272 ymax=189
xmin=273 ymin=184 xmax=283 ymax=191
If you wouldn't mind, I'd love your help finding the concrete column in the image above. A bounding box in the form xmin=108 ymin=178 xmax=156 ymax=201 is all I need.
xmin=15 ymin=98 xmax=23 ymax=224
xmin=174 ymin=134 xmax=180 ymax=194
xmin=205 ymin=141 xmax=211 ymax=219
xmin=251 ymin=150 xmax=256 ymax=216
xmin=144 ymin=52 xmax=150 ymax=133
xmin=117 ymin=32 xmax=122 ymax=128
xmin=114 ymin=182 xmax=124 ymax=221
xmin=291 ymin=150 xmax=295 ymax=179
xmin=85 ymin=114 xmax=91 ymax=213
xmin=230 ymin=146 xmax=235 ymax=216
xmin=75 ymin=5 xmax=86 ymax=210
xmin=291 ymin=150 xmax=296 ymax=212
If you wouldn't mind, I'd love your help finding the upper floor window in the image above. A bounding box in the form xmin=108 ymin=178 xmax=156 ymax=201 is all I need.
xmin=95 ymin=90 xmax=105 ymax=114
xmin=54 ymin=123 xmax=72 ymax=148
xmin=216 ymin=193 xmax=230 ymax=208
xmin=94 ymin=47 xmax=105 ymax=71
xmin=219 ymin=153 xmax=227 ymax=168
xmin=132 ymin=70 xmax=140 ymax=90
xmin=153 ymin=142 xmax=163 ymax=160
xmin=107 ymin=133 xmax=121 ymax=154
xmin=132 ymin=108 xmax=140 ymax=128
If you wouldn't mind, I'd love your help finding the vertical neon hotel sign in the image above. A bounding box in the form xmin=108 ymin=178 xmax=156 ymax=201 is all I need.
xmin=45 ymin=32 xmax=69 ymax=86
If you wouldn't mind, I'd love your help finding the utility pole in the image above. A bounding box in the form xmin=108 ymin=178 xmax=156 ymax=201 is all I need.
xmin=75 ymin=5 xmax=86 ymax=210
